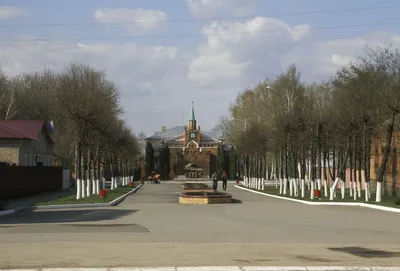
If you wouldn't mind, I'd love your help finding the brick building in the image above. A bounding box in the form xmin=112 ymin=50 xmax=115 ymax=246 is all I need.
xmin=370 ymin=125 xmax=400 ymax=195
xmin=0 ymin=120 xmax=54 ymax=166
xmin=146 ymin=103 xmax=226 ymax=178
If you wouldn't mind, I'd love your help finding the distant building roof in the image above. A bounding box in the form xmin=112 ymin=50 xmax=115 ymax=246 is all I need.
xmin=0 ymin=120 xmax=52 ymax=142
xmin=147 ymin=126 xmax=185 ymax=140
xmin=146 ymin=125 xmax=222 ymax=142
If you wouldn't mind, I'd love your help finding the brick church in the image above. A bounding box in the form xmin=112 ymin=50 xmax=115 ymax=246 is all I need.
xmin=146 ymin=103 xmax=226 ymax=178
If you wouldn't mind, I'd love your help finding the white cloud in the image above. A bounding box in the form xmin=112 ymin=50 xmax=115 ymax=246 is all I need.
xmin=188 ymin=17 xmax=311 ymax=90
xmin=186 ymin=0 xmax=254 ymax=18
xmin=0 ymin=6 xmax=28 ymax=20
xmin=283 ymin=31 xmax=400 ymax=82
xmin=94 ymin=8 xmax=167 ymax=34
xmin=1 ymin=15 xmax=400 ymax=135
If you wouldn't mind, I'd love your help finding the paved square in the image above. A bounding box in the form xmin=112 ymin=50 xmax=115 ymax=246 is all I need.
xmin=0 ymin=183 xmax=400 ymax=268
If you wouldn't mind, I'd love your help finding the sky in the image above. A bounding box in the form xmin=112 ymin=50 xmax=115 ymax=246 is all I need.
xmin=0 ymin=0 xmax=400 ymax=137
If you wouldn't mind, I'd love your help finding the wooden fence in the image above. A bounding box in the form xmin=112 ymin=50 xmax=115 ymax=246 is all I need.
xmin=0 ymin=164 xmax=62 ymax=201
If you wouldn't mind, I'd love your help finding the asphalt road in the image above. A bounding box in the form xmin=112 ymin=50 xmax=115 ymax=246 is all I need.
xmin=0 ymin=183 xmax=400 ymax=268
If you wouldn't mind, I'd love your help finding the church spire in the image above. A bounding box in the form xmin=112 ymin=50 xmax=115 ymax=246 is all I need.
xmin=188 ymin=101 xmax=196 ymax=130
xmin=190 ymin=101 xmax=196 ymax=121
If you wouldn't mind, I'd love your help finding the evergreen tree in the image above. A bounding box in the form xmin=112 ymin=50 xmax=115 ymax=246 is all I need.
xmin=164 ymin=145 xmax=170 ymax=179
xmin=145 ymin=142 xmax=154 ymax=177
xmin=229 ymin=146 xmax=237 ymax=179
xmin=134 ymin=161 xmax=141 ymax=180
xmin=216 ymin=144 xmax=225 ymax=176
xmin=159 ymin=148 xmax=165 ymax=176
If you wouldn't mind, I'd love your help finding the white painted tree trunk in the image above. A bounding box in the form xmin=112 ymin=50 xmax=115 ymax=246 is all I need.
xmin=365 ymin=182 xmax=369 ymax=202
xmin=341 ymin=180 xmax=345 ymax=199
xmin=92 ymin=179 xmax=96 ymax=194
xmin=111 ymin=176 xmax=115 ymax=190
xmin=279 ymin=178 xmax=283 ymax=194
xmin=307 ymin=160 xmax=311 ymax=191
xmin=376 ymin=182 xmax=382 ymax=202
xmin=115 ymin=176 xmax=119 ymax=188
xmin=96 ymin=170 xmax=100 ymax=194
xmin=323 ymin=179 xmax=328 ymax=197
xmin=357 ymin=180 xmax=361 ymax=198
xmin=301 ymin=179 xmax=305 ymax=198
xmin=96 ymin=179 xmax=100 ymax=194
xmin=91 ymin=171 xmax=96 ymax=194
xmin=80 ymin=179 xmax=85 ymax=198
xmin=353 ymin=181 xmax=357 ymax=200
xmin=329 ymin=177 xmax=340 ymax=200
xmin=289 ymin=178 xmax=293 ymax=196
xmin=349 ymin=180 xmax=353 ymax=197
xmin=368 ymin=182 xmax=371 ymax=199
xmin=76 ymin=178 xmax=81 ymax=200
xmin=262 ymin=178 xmax=265 ymax=190
xmin=310 ymin=181 xmax=314 ymax=200
xmin=86 ymin=171 xmax=91 ymax=197
xmin=283 ymin=178 xmax=287 ymax=194
xmin=272 ymin=163 xmax=277 ymax=188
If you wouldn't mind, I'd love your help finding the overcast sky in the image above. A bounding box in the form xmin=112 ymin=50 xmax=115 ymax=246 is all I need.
xmin=0 ymin=0 xmax=400 ymax=136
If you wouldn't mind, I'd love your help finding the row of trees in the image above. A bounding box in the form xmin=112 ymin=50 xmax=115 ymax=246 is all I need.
xmin=0 ymin=64 xmax=141 ymax=199
xmin=222 ymin=46 xmax=400 ymax=202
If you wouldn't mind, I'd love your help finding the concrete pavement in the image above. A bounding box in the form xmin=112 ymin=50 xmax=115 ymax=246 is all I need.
xmin=0 ymin=183 xmax=400 ymax=268
xmin=1 ymin=267 xmax=399 ymax=271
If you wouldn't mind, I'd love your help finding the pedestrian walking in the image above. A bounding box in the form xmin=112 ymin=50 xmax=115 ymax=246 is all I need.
xmin=222 ymin=170 xmax=228 ymax=191
xmin=212 ymin=171 xmax=218 ymax=190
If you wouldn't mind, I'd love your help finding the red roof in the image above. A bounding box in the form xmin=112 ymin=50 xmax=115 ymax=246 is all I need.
xmin=0 ymin=120 xmax=46 ymax=140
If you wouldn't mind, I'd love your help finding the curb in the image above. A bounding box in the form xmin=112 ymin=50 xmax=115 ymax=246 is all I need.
xmin=235 ymin=185 xmax=400 ymax=214
xmin=0 ymin=184 xmax=143 ymax=214
xmin=0 ymin=266 xmax=399 ymax=271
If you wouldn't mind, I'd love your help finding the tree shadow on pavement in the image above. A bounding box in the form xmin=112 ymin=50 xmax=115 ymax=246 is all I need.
xmin=231 ymin=199 xmax=242 ymax=204
xmin=0 ymin=209 xmax=138 ymax=225
xmin=329 ymin=246 xmax=400 ymax=258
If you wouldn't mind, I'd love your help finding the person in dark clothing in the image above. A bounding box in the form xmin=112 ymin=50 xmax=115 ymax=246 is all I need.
xmin=212 ymin=171 xmax=218 ymax=190
xmin=222 ymin=170 xmax=227 ymax=191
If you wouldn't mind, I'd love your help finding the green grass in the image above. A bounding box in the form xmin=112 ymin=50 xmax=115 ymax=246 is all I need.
xmin=242 ymin=185 xmax=400 ymax=209
xmin=35 ymin=184 xmax=140 ymax=206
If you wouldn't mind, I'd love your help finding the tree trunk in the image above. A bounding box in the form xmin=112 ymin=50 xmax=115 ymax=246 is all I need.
xmin=87 ymin=149 xmax=92 ymax=197
xmin=330 ymin=136 xmax=350 ymax=200
xmin=375 ymin=113 xmax=396 ymax=202
xmin=81 ymin=149 xmax=86 ymax=198
xmin=353 ymin=130 xmax=357 ymax=200
xmin=75 ymin=142 xmax=81 ymax=200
